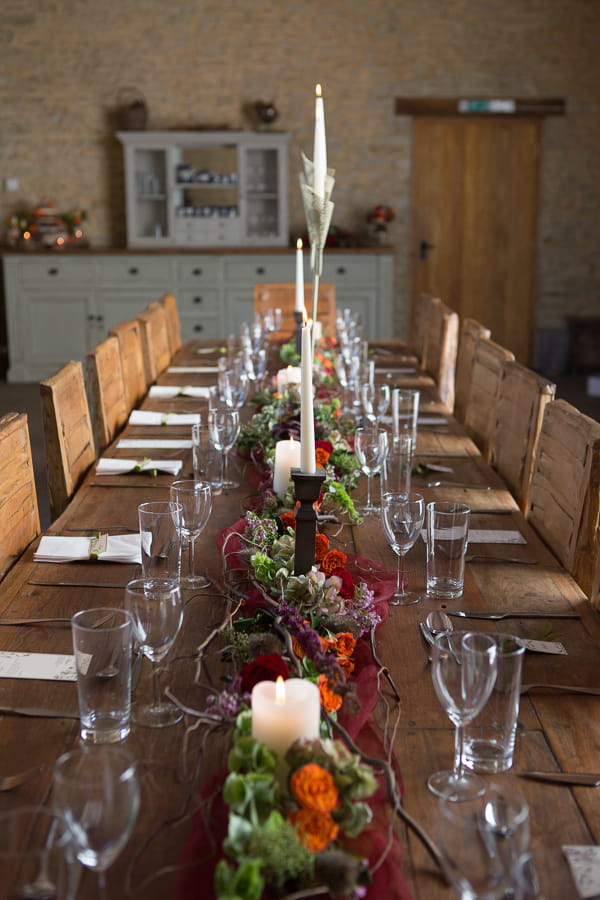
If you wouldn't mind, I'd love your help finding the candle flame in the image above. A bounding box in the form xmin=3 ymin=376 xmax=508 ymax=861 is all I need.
xmin=296 ymin=237 xmax=303 ymax=249
xmin=316 ymin=83 xmax=322 ymax=98
xmin=302 ymin=307 xmax=308 ymax=324
xmin=275 ymin=676 xmax=286 ymax=704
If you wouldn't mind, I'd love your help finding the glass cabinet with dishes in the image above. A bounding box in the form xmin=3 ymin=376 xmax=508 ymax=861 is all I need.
xmin=117 ymin=131 xmax=290 ymax=248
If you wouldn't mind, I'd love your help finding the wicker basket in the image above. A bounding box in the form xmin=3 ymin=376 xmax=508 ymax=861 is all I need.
xmin=117 ymin=88 xmax=148 ymax=131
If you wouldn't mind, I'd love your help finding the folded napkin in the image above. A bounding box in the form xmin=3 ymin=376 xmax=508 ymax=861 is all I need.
xmin=421 ymin=529 xmax=526 ymax=544
xmin=129 ymin=410 xmax=201 ymax=426
xmin=563 ymin=846 xmax=600 ymax=898
xmin=148 ymin=385 xmax=210 ymax=399
xmin=34 ymin=534 xmax=141 ymax=564
xmin=117 ymin=438 xmax=192 ymax=449
xmin=377 ymin=367 xmax=418 ymax=375
xmin=381 ymin=415 xmax=447 ymax=426
xmin=95 ymin=458 xmax=183 ymax=476
xmin=167 ymin=366 xmax=219 ymax=374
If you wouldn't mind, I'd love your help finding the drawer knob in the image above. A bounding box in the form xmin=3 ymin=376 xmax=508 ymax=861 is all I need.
xmin=48 ymin=267 xmax=58 ymax=276
xmin=336 ymin=266 xmax=347 ymax=275
xmin=256 ymin=266 xmax=266 ymax=275
xmin=194 ymin=324 xmax=204 ymax=333
xmin=193 ymin=296 xmax=203 ymax=305
xmin=128 ymin=267 xmax=139 ymax=275
xmin=192 ymin=267 xmax=203 ymax=276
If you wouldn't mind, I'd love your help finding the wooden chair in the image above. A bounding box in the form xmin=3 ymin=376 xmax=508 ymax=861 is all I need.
xmin=108 ymin=319 xmax=148 ymax=412
xmin=137 ymin=302 xmax=172 ymax=384
xmin=253 ymin=283 xmax=336 ymax=342
xmin=420 ymin=298 xmax=459 ymax=411
xmin=453 ymin=318 xmax=492 ymax=424
xmin=407 ymin=293 xmax=439 ymax=363
xmin=526 ymin=399 xmax=600 ymax=606
xmin=86 ymin=335 xmax=129 ymax=453
xmin=0 ymin=412 xmax=41 ymax=579
xmin=490 ymin=361 xmax=556 ymax=514
xmin=160 ymin=292 xmax=182 ymax=356
xmin=40 ymin=361 xmax=96 ymax=521
xmin=463 ymin=337 xmax=515 ymax=461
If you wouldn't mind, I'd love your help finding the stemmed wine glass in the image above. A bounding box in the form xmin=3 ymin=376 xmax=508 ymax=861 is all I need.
xmin=53 ymin=746 xmax=140 ymax=899
xmin=210 ymin=407 xmax=240 ymax=490
xmin=125 ymin=578 xmax=184 ymax=728
xmin=427 ymin=631 xmax=497 ymax=801
xmin=354 ymin=426 xmax=388 ymax=516
xmin=361 ymin=381 xmax=390 ymax=426
xmin=170 ymin=479 xmax=212 ymax=589
xmin=381 ymin=491 xmax=425 ymax=605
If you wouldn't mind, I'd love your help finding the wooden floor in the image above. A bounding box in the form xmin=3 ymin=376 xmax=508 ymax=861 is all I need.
xmin=0 ymin=374 xmax=598 ymax=533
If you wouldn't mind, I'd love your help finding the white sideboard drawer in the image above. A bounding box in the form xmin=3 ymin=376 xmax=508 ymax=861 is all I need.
xmin=17 ymin=257 xmax=95 ymax=283
xmin=176 ymin=257 xmax=220 ymax=285
xmin=180 ymin=313 xmax=221 ymax=341
xmin=223 ymin=256 xmax=292 ymax=284
xmin=178 ymin=289 xmax=220 ymax=313
xmin=96 ymin=256 xmax=173 ymax=284
xmin=322 ymin=256 xmax=378 ymax=285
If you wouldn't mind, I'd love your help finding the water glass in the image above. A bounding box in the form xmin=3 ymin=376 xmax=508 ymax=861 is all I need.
xmin=0 ymin=806 xmax=78 ymax=900
xmin=381 ymin=434 xmax=414 ymax=498
xmin=138 ymin=500 xmax=182 ymax=582
xmin=392 ymin=388 xmax=419 ymax=444
xmin=192 ymin=422 xmax=222 ymax=494
xmin=71 ymin=608 xmax=132 ymax=744
xmin=426 ymin=501 xmax=471 ymax=599
xmin=463 ymin=634 xmax=526 ymax=774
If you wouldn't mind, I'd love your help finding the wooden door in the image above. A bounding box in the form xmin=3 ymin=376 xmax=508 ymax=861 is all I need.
xmin=410 ymin=116 xmax=541 ymax=364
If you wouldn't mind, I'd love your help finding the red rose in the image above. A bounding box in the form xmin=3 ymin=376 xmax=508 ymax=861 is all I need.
xmin=315 ymin=440 xmax=334 ymax=455
xmin=330 ymin=566 xmax=355 ymax=599
xmin=240 ymin=653 xmax=290 ymax=693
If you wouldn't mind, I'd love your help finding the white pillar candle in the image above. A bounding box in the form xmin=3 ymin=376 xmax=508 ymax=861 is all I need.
xmin=251 ymin=677 xmax=320 ymax=758
xmin=295 ymin=238 xmax=304 ymax=313
xmin=276 ymin=366 xmax=301 ymax=393
xmin=313 ymin=84 xmax=327 ymax=201
xmin=272 ymin=438 xmax=302 ymax=498
xmin=300 ymin=320 xmax=316 ymax=473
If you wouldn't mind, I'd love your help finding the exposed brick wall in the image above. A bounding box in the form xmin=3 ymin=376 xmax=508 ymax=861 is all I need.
xmin=0 ymin=0 xmax=598 ymax=344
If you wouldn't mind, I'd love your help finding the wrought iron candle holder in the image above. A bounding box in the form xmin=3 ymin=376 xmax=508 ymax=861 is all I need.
xmin=291 ymin=467 xmax=326 ymax=575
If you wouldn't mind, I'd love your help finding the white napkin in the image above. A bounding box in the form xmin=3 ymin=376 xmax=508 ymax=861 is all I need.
xmin=148 ymin=385 xmax=210 ymax=399
xmin=128 ymin=410 xmax=201 ymax=426
xmin=563 ymin=846 xmax=600 ymax=898
xmin=95 ymin=458 xmax=183 ymax=476
xmin=117 ymin=439 xmax=192 ymax=449
xmin=167 ymin=366 xmax=219 ymax=374
xmin=418 ymin=416 xmax=448 ymax=426
xmin=377 ymin=367 xmax=418 ymax=375
xmin=34 ymin=534 xmax=141 ymax=564
xmin=420 ymin=529 xmax=526 ymax=544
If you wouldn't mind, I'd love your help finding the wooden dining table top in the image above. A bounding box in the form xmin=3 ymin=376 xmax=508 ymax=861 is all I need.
xmin=0 ymin=339 xmax=599 ymax=899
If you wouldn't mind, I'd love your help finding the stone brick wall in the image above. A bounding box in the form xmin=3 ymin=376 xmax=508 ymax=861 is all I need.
xmin=0 ymin=0 xmax=598 ymax=357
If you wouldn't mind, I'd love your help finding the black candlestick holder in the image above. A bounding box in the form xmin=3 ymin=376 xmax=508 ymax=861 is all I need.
xmin=291 ymin=467 xmax=326 ymax=575
xmin=292 ymin=311 xmax=303 ymax=358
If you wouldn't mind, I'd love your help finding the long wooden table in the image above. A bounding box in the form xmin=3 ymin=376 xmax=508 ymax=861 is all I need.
xmin=0 ymin=340 xmax=599 ymax=899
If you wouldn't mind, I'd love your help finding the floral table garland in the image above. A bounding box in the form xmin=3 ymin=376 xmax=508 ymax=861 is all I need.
xmin=173 ymin=362 xmax=421 ymax=900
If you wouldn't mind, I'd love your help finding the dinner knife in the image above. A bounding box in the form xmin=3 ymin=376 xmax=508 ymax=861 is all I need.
xmin=0 ymin=705 xmax=79 ymax=719
xmin=447 ymin=610 xmax=578 ymax=620
xmin=28 ymin=581 xmax=129 ymax=589
xmin=519 ymin=771 xmax=600 ymax=786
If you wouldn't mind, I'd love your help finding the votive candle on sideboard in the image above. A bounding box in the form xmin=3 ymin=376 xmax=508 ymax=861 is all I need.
xmin=272 ymin=438 xmax=302 ymax=499
xmin=251 ymin=677 xmax=320 ymax=758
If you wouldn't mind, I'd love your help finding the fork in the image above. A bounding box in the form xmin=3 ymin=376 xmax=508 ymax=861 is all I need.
xmin=427 ymin=480 xmax=492 ymax=490
xmin=0 ymin=763 xmax=44 ymax=792
xmin=465 ymin=555 xmax=538 ymax=565
xmin=520 ymin=683 xmax=600 ymax=696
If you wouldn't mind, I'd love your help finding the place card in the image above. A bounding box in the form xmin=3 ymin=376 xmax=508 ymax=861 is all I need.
xmin=128 ymin=410 xmax=201 ymax=426
xmin=167 ymin=366 xmax=219 ymax=374
xmin=563 ymin=846 xmax=600 ymax=898
xmin=521 ymin=639 xmax=567 ymax=655
xmin=0 ymin=651 xmax=77 ymax=681
xmin=148 ymin=385 xmax=210 ymax=399
xmin=117 ymin=439 xmax=192 ymax=449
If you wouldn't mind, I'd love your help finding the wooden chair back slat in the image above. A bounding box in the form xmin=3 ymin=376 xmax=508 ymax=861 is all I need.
xmin=408 ymin=293 xmax=438 ymax=362
xmin=463 ymin=337 xmax=515 ymax=461
xmin=490 ymin=361 xmax=556 ymax=513
xmin=253 ymin=283 xmax=336 ymax=341
xmin=526 ymin=399 xmax=600 ymax=604
xmin=454 ymin=318 xmax=492 ymax=424
xmin=86 ymin=335 xmax=129 ymax=452
xmin=160 ymin=292 xmax=182 ymax=356
xmin=0 ymin=412 xmax=41 ymax=579
xmin=40 ymin=361 xmax=96 ymax=521
xmin=137 ymin=303 xmax=172 ymax=384
xmin=108 ymin=319 xmax=148 ymax=412
xmin=421 ymin=298 xmax=459 ymax=411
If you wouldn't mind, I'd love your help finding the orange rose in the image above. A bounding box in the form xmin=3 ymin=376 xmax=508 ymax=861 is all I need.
xmin=291 ymin=635 xmax=305 ymax=660
xmin=318 ymin=673 xmax=343 ymax=712
xmin=290 ymin=763 xmax=340 ymax=813
xmin=337 ymin=656 xmax=355 ymax=677
xmin=321 ymin=549 xmax=348 ymax=576
xmin=315 ymin=532 xmax=329 ymax=562
xmin=288 ymin=808 xmax=339 ymax=852
xmin=315 ymin=446 xmax=331 ymax=467
xmin=334 ymin=632 xmax=356 ymax=658
xmin=279 ymin=511 xmax=296 ymax=531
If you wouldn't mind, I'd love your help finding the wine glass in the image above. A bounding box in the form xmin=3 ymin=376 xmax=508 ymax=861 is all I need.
xmin=210 ymin=407 xmax=240 ymax=490
xmin=53 ymin=746 xmax=140 ymax=899
xmin=354 ymin=426 xmax=388 ymax=516
xmin=124 ymin=577 xmax=183 ymax=728
xmin=381 ymin=491 xmax=425 ymax=605
xmin=361 ymin=381 xmax=390 ymax=426
xmin=427 ymin=631 xmax=498 ymax=801
xmin=170 ymin=479 xmax=212 ymax=589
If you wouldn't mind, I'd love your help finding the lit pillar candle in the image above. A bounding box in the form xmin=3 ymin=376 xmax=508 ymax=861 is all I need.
xmin=295 ymin=238 xmax=304 ymax=313
xmin=251 ymin=677 xmax=320 ymax=758
xmin=272 ymin=438 xmax=301 ymax=498
xmin=276 ymin=366 xmax=301 ymax=393
xmin=313 ymin=84 xmax=327 ymax=201
xmin=300 ymin=320 xmax=316 ymax=473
